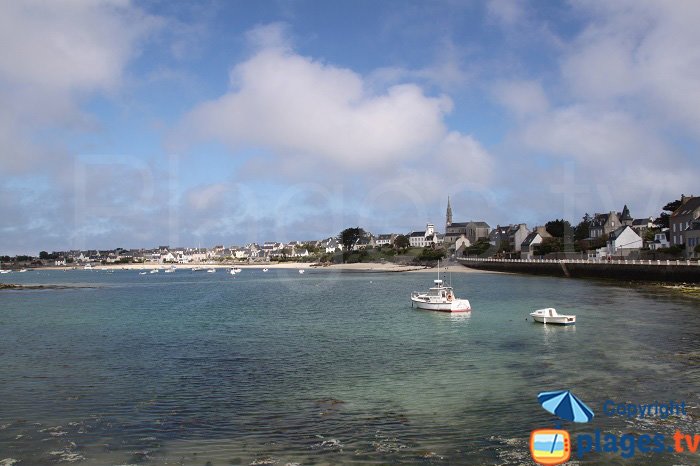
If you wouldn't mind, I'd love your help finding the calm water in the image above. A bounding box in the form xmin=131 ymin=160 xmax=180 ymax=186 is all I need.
xmin=0 ymin=268 xmax=698 ymax=465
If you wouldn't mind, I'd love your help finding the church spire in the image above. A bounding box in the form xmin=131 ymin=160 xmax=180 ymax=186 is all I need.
xmin=446 ymin=196 xmax=453 ymax=228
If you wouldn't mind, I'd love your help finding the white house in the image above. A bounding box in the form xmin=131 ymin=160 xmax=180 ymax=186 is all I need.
xmin=607 ymin=226 xmax=643 ymax=256
xmin=323 ymin=238 xmax=342 ymax=253
xmin=409 ymin=223 xmax=438 ymax=248
xmin=376 ymin=234 xmax=396 ymax=246
xmin=647 ymin=230 xmax=669 ymax=251
xmin=453 ymin=234 xmax=471 ymax=256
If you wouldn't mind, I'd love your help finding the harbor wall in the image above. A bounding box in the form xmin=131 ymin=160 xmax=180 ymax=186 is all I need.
xmin=458 ymin=258 xmax=700 ymax=283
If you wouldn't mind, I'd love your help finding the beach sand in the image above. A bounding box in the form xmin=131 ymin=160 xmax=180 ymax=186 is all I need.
xmin=40 ymin=262 xmax=487 ymax=273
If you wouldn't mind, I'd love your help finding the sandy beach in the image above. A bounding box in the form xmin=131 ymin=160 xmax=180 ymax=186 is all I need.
xmin=38 ymin=261 xmax=486 ymax=273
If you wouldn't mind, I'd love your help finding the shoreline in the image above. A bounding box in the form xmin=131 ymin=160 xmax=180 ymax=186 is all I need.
xmin=27 ymin=262 xmax=490 ymax=274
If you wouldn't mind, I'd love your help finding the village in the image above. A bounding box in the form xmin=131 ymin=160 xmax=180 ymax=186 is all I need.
xmin=2 ymin=195 xmax=699 ymax=269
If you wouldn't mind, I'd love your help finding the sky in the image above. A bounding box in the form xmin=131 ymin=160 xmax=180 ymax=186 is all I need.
xmin=1 ymin=0 xmax=699 ymax=255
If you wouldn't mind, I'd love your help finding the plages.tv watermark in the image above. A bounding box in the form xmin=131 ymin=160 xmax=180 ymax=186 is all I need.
xmin=529 ymin=391 xmax=697 ymax=465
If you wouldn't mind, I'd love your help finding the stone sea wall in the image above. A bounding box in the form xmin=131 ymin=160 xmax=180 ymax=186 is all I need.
xmin=458 ymin=258 xmax=700 ymax=283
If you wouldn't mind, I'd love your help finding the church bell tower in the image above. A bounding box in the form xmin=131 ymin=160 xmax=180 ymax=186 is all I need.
xmin=446 ymin=196 xmax=453 ymax=231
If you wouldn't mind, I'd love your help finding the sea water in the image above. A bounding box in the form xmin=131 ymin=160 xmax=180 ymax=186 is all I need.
xmin=0 ymin=269 xmax=698 ymax=465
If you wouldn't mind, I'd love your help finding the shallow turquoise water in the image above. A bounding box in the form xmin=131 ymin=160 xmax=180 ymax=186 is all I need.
xmin=0 ymin=268 xmax=698 ymax=465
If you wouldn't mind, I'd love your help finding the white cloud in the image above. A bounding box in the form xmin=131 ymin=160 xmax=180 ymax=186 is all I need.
xmin=487 ymin=1 xmax=700 ymax=220
xmin=0 ymin=0 xmax=160 ymax=173
xmin=492 ymin=80 xmax=549 ymax=118
xmin=0 ymin=0 xmax=156 ymax=93
xmin=186 ymin=183 xmax=229 ymax=211
xmin=180 ymin=47 xmax=455 ymax=170
xmin=487 ymin=0 xmax=525 ymax=27
xmin=564 ymin=0 xmax=700 ymax=135
xmin=518 ymin=106 xmax=669 ymax=165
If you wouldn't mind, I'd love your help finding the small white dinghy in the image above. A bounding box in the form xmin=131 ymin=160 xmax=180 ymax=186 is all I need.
xmin=529 ymin=308 xmax=576 ymax=325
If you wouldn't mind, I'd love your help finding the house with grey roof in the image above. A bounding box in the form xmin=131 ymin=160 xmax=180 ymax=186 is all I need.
xmin=631 ymin=217 xmax=655 ymax=237
xmin=619 ymin=205 xmax=633 ymax=227
xmin=607 ymin=225 xmax=643 ymax=257
xmin=409 ymin=223 xmax=439 ymax=248
xmin=376 ymin=234 xmax=397 ymax=247
xmin=670 ymin=195 xmax=700 ymax=246
xmin=589 ymin=211 xmax=622 ymax=239
xmin=684 ymin=220 xmax=700 ymax=258
xmin=519 ymin=226 xmax=552 ymax=259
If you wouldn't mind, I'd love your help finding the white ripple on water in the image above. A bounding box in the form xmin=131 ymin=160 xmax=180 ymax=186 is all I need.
xmin=48 ymin=449 xmax=85 ymax=463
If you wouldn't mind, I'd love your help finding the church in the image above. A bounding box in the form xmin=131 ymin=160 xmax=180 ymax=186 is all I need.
xmin=443 ymin=197 xmax=491 ymax=245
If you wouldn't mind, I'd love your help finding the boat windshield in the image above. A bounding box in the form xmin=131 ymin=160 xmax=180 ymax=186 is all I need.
xmin=427 ymin=286 xmax=453 ymax=297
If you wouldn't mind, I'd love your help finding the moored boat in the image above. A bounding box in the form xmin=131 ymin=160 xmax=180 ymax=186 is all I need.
xmin=529 ymin=308 xmax=576 ymax=325
xmin=410 ymin=278 xmax=471 ymax=312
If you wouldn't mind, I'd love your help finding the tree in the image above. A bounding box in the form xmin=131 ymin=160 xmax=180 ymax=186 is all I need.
xmin=464 ymin=239 xmax=492 ymax=257
xmin=574 ymin=214 xmax=592 ymax=241
xmin=695 ymin=244 xmax=700 ymax=254
xmin=339 ymin=227 xmax=367 ymax=261
xmin=654 ymin=198 xmax=682 ymax=229
xmin=545 ymin=219 xmax=573 ymax=238
xmin=534 ymin=237 xmax=562 ymax=256
xmin=39 ymin=251 xmax=49 ymax=260
xmin=394 ymin=234 xmax=410 ymax=251
xmin=497 ymin=240 xmax=512 ymax=253
xmin=418 ymin=247 xmax=446 ymax=261
xmin=339 ymin=227 xmax=366 ymax=250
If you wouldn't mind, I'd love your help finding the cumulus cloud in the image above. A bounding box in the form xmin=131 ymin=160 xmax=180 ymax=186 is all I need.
xmin=0 ymin=0 xmax=160 ymax=173
xmin=179 ymin=49 xmax=454 ymax=170
xmin=564 ymin=0 xmax=700 ymax=135
xmin=491 ymin=79 xmax=549 ymax=118
xmin=488 ymin=1 xmax=700 ymax=220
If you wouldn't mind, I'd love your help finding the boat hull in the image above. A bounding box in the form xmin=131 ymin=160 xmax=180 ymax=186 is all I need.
xmin=411 ymin=298 xmax=471 ymax=313
xmin=530 ymin=315 xmax=575 ymax=325
xmin=529 ymin=310 xmax=576 ymax=325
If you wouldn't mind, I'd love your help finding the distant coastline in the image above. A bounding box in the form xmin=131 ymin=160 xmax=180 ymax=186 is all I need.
xmin=30 ymin=261 xmax=485 ymax=274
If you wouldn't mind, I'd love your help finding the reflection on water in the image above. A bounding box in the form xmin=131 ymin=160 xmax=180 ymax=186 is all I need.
xmin=0 ymin=269 xmax=698 ymax=465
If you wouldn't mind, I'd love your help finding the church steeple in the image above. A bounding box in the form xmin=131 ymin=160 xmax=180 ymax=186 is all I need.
xmin=446 ymin=196 xmax=453 ymax=228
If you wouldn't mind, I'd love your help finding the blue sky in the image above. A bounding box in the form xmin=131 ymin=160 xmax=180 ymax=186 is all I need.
xmin=1 ymin=0 xmax=699 ymax=254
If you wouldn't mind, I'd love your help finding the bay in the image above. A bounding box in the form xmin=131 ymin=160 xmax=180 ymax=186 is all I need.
xmin=0 ymin=268 xmax=698 ymax=465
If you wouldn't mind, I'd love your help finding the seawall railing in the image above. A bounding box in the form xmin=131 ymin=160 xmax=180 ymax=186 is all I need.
xmin=457 ymin=257 xmax=700 ymax=283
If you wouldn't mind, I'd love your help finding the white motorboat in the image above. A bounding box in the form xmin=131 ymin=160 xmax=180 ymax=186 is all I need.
xmin=139 ymin=271 xmax=147 ymax=275
xmin=529 ymin=308 xmax=576 ymax=325
xmin=150 ymin=269 xmax=159 ymax=274
xmin=298 ymin=269 xmax=305 ymax=274
xmin=229 ymin=269 xmax=236 ymax=275
xmin=207 ymin=268 xmax=216 ymax=273
xmin=164 ymin=268 xmax=175 ymax=273
xmin=233 ymin=268 xmax=242 ymax=273
xmin=262 ymin=268 xmax=269 ymax=272
xmin=19 ymin=269 xmax=27 ymax=273
xmin=411 ymin=278 xmax=471 ymax=312
xmin=0 ymin=269 xmax=11 ymax=274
